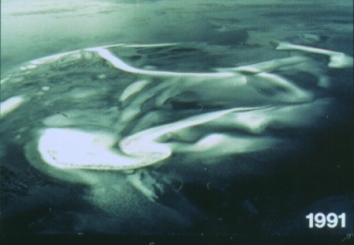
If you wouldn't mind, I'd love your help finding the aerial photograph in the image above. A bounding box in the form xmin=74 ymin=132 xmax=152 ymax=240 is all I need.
xmin=1 ymin=0 xmax=353 ymax=244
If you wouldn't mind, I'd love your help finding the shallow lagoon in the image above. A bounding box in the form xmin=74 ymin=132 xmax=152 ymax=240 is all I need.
xmin=1 ymin=0 xmax=353 ymax=237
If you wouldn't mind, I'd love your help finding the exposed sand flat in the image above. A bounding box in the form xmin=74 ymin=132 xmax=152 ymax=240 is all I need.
xmin=0 ymin=96 xmax=26 ymax=119
xmin=1 ymin=0 xmax=352 ymax=236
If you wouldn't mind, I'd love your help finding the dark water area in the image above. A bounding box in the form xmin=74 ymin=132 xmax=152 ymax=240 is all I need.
xmin=0 ymin=0 xmax=353 ymax=243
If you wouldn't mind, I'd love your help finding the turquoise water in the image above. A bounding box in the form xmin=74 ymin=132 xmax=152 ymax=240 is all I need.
xmin=0 ymin=0 xmax=353 ymax=237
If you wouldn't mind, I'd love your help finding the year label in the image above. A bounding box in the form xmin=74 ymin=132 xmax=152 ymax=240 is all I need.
xmin=306 ymin=213 xmax=346 ymax=228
